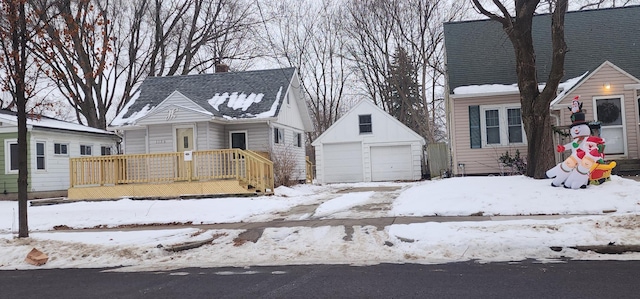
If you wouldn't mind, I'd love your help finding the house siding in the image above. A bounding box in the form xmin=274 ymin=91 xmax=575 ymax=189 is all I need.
xmin=313 ymin=100 xmax=425 ymax=183
xmin=29 ymin=130 xmax=118 ymax=192
xmin=270 ymin=128 xmax=306 ymax=181
xmin=276 ymin=91 xmax=305 ymax=131
xmin=451 ymin=94 xmax=528 ymax=175
xmin=554 ymin=64 xmax=639 ymax=159
xmin=147 ymin=123 xmax=174 ymax=153
xmin=0 ymin=132 xmax=21 ymax=193
xmin=123 ymin=129 xmax=146 ymax=154
xmin=225 ymin=123 xmax=270 ymax=152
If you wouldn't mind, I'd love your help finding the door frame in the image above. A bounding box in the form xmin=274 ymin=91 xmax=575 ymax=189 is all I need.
xmin=593 ymin=95 xmax=627 ymax=156
xmin=173 ymin=124 xmax=197 ymax=152
xmin=229 ymin=130 xmax=248 ymax=150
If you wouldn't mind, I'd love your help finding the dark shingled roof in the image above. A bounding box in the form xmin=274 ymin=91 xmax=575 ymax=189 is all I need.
xmin=116 ymin=67 xmax=296 ymax=122
xmin=443 ymin=5 xmax=640 ymax=94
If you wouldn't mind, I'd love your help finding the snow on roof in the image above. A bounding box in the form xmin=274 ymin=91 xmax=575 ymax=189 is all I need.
xmin=452 ymin=73 xmax=588 ymax=100
xmin=254 ymin=86 xmax=282 ymax=118
xmin=550 ymin=72 xmax=588 ymax=106
xmin=109 ymin=68 xmax=295 ymax=127
xmin=208 ymin=92 xmax=265 ymax=112
xmin=0 ymin=112 xmax=114 ymax=135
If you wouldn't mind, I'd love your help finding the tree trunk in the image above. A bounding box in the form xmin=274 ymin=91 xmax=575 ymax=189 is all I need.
xmin=10 ymin=0 xmax=29 ymax=238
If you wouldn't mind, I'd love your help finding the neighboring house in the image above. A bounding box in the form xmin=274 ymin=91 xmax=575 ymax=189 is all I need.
xmin=312 ymin=99 xmax=425 ymax=184
xmin=443 ymin=6 xmax=640 ymax=175
xmin=0 ymin=110 xmax=119 ymax=199
xmin=109 ymin=67 xmax=314 ymax=182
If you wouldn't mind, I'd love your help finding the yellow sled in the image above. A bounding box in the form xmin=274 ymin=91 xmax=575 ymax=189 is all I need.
xmin=589 ymin=161 xmax=616 ymax=185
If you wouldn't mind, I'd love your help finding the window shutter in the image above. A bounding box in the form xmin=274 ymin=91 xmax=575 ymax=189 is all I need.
xmin=469 ymin=105 xmax=481 ymax=148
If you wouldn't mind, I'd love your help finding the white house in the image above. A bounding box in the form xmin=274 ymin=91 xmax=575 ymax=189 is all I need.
xmin=0 ymin=110 xmax=119 ymax=199
xmin=312 ymin=100 xmax=425 ymax=184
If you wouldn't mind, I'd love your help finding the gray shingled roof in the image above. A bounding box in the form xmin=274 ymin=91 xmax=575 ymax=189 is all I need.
xmin=116 ymin=67 xmax=296 ymax=122
xmin=444 ymin=5 xmax=640 ymax=94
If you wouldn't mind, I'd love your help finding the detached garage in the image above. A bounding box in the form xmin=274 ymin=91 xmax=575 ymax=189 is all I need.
xmin=312 ymin=100 xmax=425 ymax=184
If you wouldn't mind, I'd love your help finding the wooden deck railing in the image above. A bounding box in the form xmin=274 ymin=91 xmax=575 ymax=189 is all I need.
xmin=69 ymin=149 xmax=274 ymax=194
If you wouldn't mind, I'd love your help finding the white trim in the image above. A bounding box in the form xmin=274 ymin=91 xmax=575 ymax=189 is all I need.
xmin=229 ymin=130 xmax=248 ymax=150
xmin=79 ymin=144 xmax=94 ymax=156
xmin=53 ymin=142 xmax=69 ymax=156
xmin=450 ymin=90 xmax=520 ymax=99
xmin=4 ymin=139 xmax=17 ymax=174
xmin=172 ymin=123 xmax=197 ymax=152
xmin=273 ymin=127 xmax=285 ymax=145
xmin=623 ymin=83 xmax=640 ymax=90
xmin=592 ymin=95 xmax=627 ymax=155
xmin=551 ymin=61 xmax=640 ymax=109
xmin=479 ymin=104 xmax=527 ymax=147
xmin=34 ymin=140 xmax=46 ymax=172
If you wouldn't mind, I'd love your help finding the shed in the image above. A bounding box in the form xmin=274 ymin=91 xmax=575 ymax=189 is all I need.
xmin=312 ymin=100 xmax=425 ymax=184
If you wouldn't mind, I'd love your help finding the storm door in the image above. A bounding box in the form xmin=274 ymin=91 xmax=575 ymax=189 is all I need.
xmin=594 ymin=97 xmax=625 ymax=155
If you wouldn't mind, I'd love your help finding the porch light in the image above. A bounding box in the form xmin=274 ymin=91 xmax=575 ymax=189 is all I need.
xmin=604 ymin=82 xmax=611 ymax=89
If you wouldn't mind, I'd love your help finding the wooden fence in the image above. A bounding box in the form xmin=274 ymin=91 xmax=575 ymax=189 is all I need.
xmin=427 ymin=142 xmax=451 ymax=178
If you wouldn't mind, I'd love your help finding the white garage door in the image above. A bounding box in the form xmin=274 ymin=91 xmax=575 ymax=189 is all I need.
xmin=323 ymin=142 xmax=363 ymax=183
xmin=371 ymin=145 xmax=413 ymax=181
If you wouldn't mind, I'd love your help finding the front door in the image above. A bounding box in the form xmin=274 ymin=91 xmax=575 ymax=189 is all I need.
xmin=595 ymin=97 xmax=625 ymax=155
xmin=175 ymin=127 xmax=194 ymax=179
xmin=176 ymin=128 xmax=194 ymax=152
xmin=230 ymin=132 xmax=247 ymax=150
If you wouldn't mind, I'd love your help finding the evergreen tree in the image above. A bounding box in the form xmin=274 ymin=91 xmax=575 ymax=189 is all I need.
xmin=387 ymin=46 xmax=428 ymax=139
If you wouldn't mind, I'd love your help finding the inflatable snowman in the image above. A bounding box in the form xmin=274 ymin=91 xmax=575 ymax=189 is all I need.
xmin=563 ymin=136 xmax=605 ymax=189
xmin=546 ymin=96 xmax=591 ymax=187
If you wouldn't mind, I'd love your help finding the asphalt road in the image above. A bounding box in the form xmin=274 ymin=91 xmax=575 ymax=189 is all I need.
xmin=1 ymin=260 xmax=638 ymax=299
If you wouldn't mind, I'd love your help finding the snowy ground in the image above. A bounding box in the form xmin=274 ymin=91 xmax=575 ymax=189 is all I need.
xmin=1 ymin=175 xmax=639 ymax=271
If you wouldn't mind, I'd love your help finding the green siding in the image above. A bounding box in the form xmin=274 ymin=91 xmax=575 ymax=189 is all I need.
xmin=0 ymin=132 xmax=31 ymax=193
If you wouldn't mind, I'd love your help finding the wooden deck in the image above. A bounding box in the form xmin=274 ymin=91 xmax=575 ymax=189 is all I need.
xmin=67 ymin=149 xmax=274 ymax=200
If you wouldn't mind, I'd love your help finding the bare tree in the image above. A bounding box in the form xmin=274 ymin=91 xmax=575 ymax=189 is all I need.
xmin=345 ymin=0 xmax=395 ymax=110
xmin=471 ymin=0 xmax=569 ymax=179
xmin=146 ymin=0 xmax=261 ymax=77
xmin=257 ymin=0 xmax=352 ymax=142
xmin=0 ymin=0 xmax=34 ymax=237
xmin=29 ymin=0 xmax=120 ymax=129
xmin=345 ymin=0 xmax=465 ymax=143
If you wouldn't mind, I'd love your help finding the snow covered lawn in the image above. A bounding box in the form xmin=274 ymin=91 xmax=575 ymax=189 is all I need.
xmin=1 ymin=175 xmax=639 ymax=271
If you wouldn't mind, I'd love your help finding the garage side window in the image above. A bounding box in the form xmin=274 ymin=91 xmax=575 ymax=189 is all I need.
xmin=359 ymin=115 xmax=372 ymax=134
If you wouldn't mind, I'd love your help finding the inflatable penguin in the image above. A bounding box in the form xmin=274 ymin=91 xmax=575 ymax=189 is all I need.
xmin=546 ymin=96 xmax=591 ymax=187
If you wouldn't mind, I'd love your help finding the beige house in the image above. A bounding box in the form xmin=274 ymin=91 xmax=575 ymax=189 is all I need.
xmin=444 ymin=6 xmax=640 ymax=175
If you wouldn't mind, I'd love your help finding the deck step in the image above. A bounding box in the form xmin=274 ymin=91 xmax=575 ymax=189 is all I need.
xmin=609 ymin=159 xmax=640 ymax=175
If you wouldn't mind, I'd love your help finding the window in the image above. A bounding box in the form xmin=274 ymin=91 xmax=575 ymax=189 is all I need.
xmin=5 ymin=140 xmax=18 ymax=173
xmin=359 ymin=114 xmax=372 ymax=134
xmin=54 ymin=143 xmax=68 ymax=155
xmin=101 ymin=146 xmax=112 ymax=156
xmin=36 ymin=142 xmax=45 ymax=170
xmin=507 ymin=108 xmax=523 ymax=143
xmin=274 ymin=127 xmax=284 ymax=144
xmin=471 ymin=104 xmax=525 ymax=147
xmin=295 ymin=132 xmax=302 ymax=147
xmin=80 ymin=145 xmax=92 ymax=156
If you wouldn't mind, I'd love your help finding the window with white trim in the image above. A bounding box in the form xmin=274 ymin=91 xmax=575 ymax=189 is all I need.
xmin=477 ymin=104 xmax=525 ymax=147
xmin=5 ymin=139 xmax=18 ymax=174
xmin=101 ymin=146 xmax=112 ymax=156
xmin=274 ymin=127 xmax=284 ymax=144
xmin=36 ymin=142 xmax=45 ymax=170
xmin=80 ymin=145 xmax=92 ymax=156
xmin=295 ymin=132 xmax=302 ymax=147
xmin=54 ymin=143 xmax=68 ymax=155
xmin=359 ymin=114 xmax=372 ymax=134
